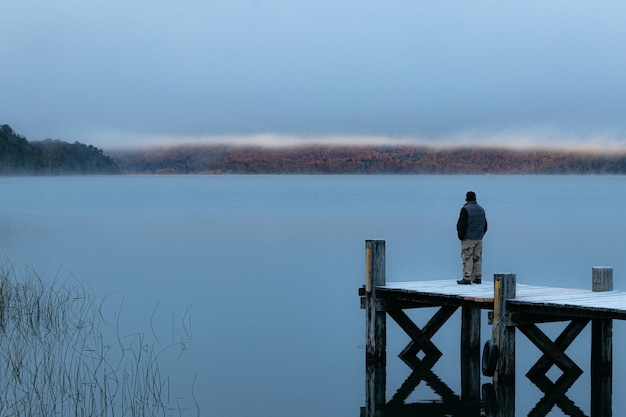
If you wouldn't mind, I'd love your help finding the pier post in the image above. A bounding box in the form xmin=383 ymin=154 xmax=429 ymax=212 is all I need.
xmin=591 ymin=267 xmax=612 ymax=417
xmin=365 ymin=240 xmax=386 ymax=415
xmin=493 ymin=273 xmax=516 ymax=416
xmin=461 ymin=306 xmax=481 ymax=402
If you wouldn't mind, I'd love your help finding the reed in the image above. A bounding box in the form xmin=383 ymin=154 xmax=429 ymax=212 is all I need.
xmin=0 ymin=262 xmax=195 ymax=416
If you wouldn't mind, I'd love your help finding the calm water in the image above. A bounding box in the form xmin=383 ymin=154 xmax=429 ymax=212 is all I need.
xmin=2 ymin=175 xmax=626 ymax=416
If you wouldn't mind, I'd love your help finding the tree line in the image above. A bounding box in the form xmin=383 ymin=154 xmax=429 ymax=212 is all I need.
xmin=5 ymin=122 xmax=626 ymax=175
xmin=0 ymin=125 xmax=120 ymax=175
xmin=110 ymin=144 xmax=626 ymax=175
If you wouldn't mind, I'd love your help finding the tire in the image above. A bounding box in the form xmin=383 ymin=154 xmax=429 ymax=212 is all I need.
xmin=482 ymin=339 xmax=498 ymax=377
xmin=482 ymin=383 xmax=497 ymax=417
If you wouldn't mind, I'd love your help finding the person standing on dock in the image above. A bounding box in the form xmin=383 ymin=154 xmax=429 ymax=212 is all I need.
xmin=456 ymin=191 xmax=487 ymax=285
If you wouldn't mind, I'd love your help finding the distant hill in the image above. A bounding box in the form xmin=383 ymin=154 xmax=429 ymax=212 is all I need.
xmin=6 ymin=122 xmax=626 ymax=175
xmin=0 ymin=125 xmax=120 ymax=175
xmin=109 ymin=144 xmax=626 ymax=175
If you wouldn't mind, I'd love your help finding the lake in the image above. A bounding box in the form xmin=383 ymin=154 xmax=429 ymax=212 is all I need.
xmin=1 ymin=175 xmax=626 ymax=416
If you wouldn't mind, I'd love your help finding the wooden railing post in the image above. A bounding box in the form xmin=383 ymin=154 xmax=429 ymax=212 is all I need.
xmin=365 ymin=240 xmax=386 ymax=415
xmin=591 ymin=266 xmax=613 ymax=417
xmin=493 ymin=273 xmax=516 ymax=416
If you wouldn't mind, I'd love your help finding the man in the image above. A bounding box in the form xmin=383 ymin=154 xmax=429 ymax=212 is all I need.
xmin=456 ymin=191 xmax=487 ymax=285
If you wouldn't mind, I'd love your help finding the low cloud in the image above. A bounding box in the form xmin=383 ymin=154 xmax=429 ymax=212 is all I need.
xmin=97 ymin=129 xmax=626 ymax=154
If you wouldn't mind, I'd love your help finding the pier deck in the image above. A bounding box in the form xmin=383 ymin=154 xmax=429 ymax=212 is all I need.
xmin=378 ymin=279 xmax=626 ymax=320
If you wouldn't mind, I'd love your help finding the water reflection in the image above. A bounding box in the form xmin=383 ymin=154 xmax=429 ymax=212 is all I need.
xmin=360 ymin=365 xmax=479 ymax=416
xmin=526 ymin=372 xmax=584 ymax=417
xmin=362 ymin=353 xmax=609 ymax=417
xmin=520 ymin=319 xmax=587 ymax=417
xmin=388 ymin=368 xmax=457 ymax=405
xmin=361 ymin=373 xmax=602 ymax=416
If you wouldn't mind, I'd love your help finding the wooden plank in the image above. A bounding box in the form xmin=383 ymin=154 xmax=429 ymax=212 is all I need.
xmin=376 ymin=290 xmax=493 ymax=310
xmin=517 ymin=323 xmax=582 ymax=375
xmin=508 ymin=312 xmax=586 ymax=326
xmin=398 ymin=306 xmax=458 ymax=369
xmin=510 ymin=291 xmax=626 ymax=320
xmin=388 ymin=309 xmax=442 ymax=369
xmin=508 ymin=302 xmax=626 ymax=321
xmin=377 ymin=280 xmax=626 ymax=320
xmin=382 ymin=280 xmax=496 ymax=303
xmin=525 ymin=319 xmax=588 ymax=377
xmin=364 ymin=298 xmax=443 ymax=312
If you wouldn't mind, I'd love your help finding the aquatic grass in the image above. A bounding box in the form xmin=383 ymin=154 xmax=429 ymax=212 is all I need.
xmin=0 ymin=262 xmax=195 ymax=416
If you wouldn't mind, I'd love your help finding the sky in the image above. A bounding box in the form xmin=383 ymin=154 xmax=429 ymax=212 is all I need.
xmin=3 ymin=1 xmax=626 ymax=150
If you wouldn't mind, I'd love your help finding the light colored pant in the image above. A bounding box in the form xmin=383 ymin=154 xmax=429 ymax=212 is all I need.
xmin=461 ymin=239 xmax=483 ymax=280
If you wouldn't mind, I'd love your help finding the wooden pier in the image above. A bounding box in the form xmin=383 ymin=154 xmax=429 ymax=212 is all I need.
xmin=360 ymin=240 xmax=625 ymax=417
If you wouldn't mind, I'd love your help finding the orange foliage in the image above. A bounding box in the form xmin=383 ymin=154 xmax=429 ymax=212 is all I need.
xmin=109 ymin=145 xmax=626 ymax=175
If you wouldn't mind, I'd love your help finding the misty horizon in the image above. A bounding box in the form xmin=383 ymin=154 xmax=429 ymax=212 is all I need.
xmin=4 ymin=2 xmax=626 ymax=152
xmin=99 ymin=132 xmax=626 ymax=154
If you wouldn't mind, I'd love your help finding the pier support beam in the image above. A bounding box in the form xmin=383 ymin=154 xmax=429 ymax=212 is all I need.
xmin=591 ymin=267 xmax=613 ymax=417
xmin=493 ymin=273 xmax=516 ymax=416
xmin=365 ymin=240 xmax=386 ymax=415
xmin=461 ymin=306 xmax=481 ymax=402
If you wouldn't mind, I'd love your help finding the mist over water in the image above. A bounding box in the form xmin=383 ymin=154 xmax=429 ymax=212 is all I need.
xmin=1 ymin=175 xmax=626 ymax=416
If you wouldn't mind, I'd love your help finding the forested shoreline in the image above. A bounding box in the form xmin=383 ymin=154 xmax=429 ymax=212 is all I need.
xmin=0 ymin=125 xmax=120 ymax=175
xmin=4 ymin=123 xmax=626 ymax=175
xmin=110 ymin=144 xmax=626 ymax=175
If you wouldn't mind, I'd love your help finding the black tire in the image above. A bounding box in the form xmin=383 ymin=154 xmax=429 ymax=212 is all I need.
xmin=482 ymin=339 xmax=498 ymax=377
xmin=482 ymin=383 xmax=497 ymax=417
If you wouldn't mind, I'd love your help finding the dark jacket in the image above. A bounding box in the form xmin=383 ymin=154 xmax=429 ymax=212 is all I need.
xmin=457 ymin=201 xmax=487 ymax=240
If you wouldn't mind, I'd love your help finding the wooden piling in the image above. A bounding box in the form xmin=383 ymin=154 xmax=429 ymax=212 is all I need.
xmin=591 ymin=267 xmax=612 ymax=417
xmin=365 ymin=240 xmax=386 ymax=415
xmin=493 ymin=274 xmax=516 ymax=416
xmin=493 ymin=273 xmax=516 ymax=386
xmin=461 ymin=306 xmax=481 ymax=402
